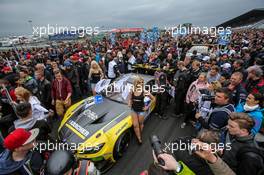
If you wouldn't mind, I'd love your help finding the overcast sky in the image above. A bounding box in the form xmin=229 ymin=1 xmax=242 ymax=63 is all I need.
xmin=0 ymin=0 xmax=263 ymax=36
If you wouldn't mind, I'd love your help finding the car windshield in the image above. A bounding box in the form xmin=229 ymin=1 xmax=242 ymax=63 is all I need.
xmin=103 ymin=74 xmax=135 ymax=104
xmin=188 ymin=46 xmax=209 ymax=54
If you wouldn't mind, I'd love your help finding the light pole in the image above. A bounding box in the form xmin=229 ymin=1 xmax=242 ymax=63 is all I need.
xmin=28 ymin=20 xmax=33 ymax=36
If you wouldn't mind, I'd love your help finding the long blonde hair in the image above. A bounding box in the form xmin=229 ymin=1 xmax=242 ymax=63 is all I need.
xmin=133 ymin=76 xmax=144 ymax=92
xmin=90 ymin=60 xmax=102 ymax=73
xmin=15 ymin=87 xmax=31 ymax=102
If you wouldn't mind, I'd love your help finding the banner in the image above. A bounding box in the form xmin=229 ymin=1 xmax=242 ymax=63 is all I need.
xmin=218 ymin=30 xmax=231 ymax=45
xmin=140 ymin=27 xmax=160 ymax=44
xmin=110 ymin=32 xmax=116 ymax=46
xmin=140 ymin=28 xmax=147 ymax=43
xmin=152 ymin=26 xmax=160 ymax=42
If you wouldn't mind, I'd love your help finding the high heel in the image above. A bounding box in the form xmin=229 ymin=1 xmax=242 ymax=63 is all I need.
xmin=138 ymin=138 xmax=142 ymax=145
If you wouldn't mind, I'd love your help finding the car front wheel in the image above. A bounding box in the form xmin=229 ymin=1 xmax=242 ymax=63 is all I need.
xmin=113 ymin=129 xmax=131 ymax=161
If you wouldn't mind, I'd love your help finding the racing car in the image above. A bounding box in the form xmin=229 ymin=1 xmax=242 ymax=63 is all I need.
xmin=58 ymin=73 xmax=156 ymax=172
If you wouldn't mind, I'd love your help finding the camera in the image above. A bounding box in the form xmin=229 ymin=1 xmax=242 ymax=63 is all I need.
xmin=150 ymin=135 xmax=165 ymax=166
xmin=199 ymin=89 xmax=211 ymax=95
xmin=188 ymin=143 xmax=200 ymax=155
xmin=201 ymin=95 xmax=215 ymax=101
xmin=159 ymin=74 xmax=171 ymax=91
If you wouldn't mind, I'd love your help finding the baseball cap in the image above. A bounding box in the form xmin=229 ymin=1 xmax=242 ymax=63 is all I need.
xmin=71 ymin=54 xmax=79 ymax=61
xmin=64 ymin=60 xmax=73 ymax=67
xmin=2 ymin=66 xmax=12 ymax=72
xmin=4 ymin=128 xmax=39 ymax=151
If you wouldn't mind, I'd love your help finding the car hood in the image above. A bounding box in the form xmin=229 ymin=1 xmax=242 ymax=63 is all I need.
xmin=59 ymin=98 xmax=130 ymax=145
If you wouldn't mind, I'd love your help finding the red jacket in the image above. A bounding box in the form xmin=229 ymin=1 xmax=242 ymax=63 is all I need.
xmin=51 ymin=77 xmax=72 ymax=100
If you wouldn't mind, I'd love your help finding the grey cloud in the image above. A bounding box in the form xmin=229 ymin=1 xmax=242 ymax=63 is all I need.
xmin=0 ymin=0 xmax=263 ymax=35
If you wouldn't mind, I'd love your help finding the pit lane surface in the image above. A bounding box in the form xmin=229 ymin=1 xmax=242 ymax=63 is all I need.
xmin=106 ymin=104 xmax=196 ymax=175
xmin=49 ymin=103 xmax=196 ymax=175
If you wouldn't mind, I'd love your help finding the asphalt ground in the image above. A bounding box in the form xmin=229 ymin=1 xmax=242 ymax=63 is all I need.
xmin=105 ymin=103 xmax=196 ymax=175
xmin=49 ymin=101 xmax=196 ymax=175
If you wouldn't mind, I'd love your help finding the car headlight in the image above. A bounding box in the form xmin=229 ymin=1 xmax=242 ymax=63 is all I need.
xmin=79 ymin=143 xmax=105 ymax=154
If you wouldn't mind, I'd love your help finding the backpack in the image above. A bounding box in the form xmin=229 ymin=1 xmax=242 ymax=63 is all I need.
xmin=158 ymin=73 xmax=167 ymax=86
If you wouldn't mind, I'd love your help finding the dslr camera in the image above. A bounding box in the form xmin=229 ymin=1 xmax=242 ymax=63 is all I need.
xmin=201 ymin=95 xmax=215 ymax=101
xmin=199 ymin=89 xmax=215 ymax=102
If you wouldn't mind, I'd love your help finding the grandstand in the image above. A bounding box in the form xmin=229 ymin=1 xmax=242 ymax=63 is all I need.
xmin=217 ymin=8 xmax=264 ymax=29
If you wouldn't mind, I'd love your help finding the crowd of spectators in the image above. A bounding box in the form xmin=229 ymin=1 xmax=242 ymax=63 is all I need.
xmin=0 ymin=29 xmax=263 ymax=175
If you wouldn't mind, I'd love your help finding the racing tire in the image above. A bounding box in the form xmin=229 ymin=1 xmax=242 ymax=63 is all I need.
xmin=113 ymin=129 xmax=131 ymax=161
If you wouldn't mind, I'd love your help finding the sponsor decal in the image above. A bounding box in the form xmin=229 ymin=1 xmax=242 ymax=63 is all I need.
xmin=115 ymin=122 xmax=128 ymax=136
xmin=68 ymin=120 xmax=90 ymax=137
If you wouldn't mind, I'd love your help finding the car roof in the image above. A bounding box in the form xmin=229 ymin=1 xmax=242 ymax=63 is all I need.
xmin=118 ymin=73 xmax=154 ymax=83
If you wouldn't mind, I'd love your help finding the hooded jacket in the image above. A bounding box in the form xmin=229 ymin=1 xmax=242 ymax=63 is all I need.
xmin=29 ymin=96 xmax=49 ymax=120
xmin=0 ymin=150 xmax=32 ymax=175
xmin=236 ymin=102 xmax=263 ymax=135
xmin=14 ymin=117 xmax=36 ymax=129
xmin=12 ymin=117 xmax=50 ymax=141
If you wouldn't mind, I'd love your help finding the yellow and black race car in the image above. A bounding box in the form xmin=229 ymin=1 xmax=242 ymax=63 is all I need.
xmin=58 ymin=73 xmax=156 ymax=172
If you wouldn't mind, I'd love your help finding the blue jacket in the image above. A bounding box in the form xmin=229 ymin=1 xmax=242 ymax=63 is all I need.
xmin=0 ymin=133 xmax=3 ymax=154
xmin=236 ymin=102 xmax=264 ymax=135
xmin=0 ymin=149 xmax=32 ymax=175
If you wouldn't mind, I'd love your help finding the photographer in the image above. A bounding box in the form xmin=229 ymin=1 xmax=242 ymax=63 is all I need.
xmin=193 ymin=140 xmax=235 ymax=175
xmin=46 ymin=150 xmax=99 ymax=175
xmin=195 ymin=112 xmax=264 ymax=175
xmin=151 ymin=153 xmax=195 ymax=175
xmin=170 ymin=130 xmax=222 ymax=175
xmin=195 ymin=88 xmax=235 ymax=132
xmin=146 ymin=132 xmax=220 ymax=175
xmin=197 ymin=81 xmax=222 ymax=120
xmin=147 ymin=134 xmax=195 ymax=175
